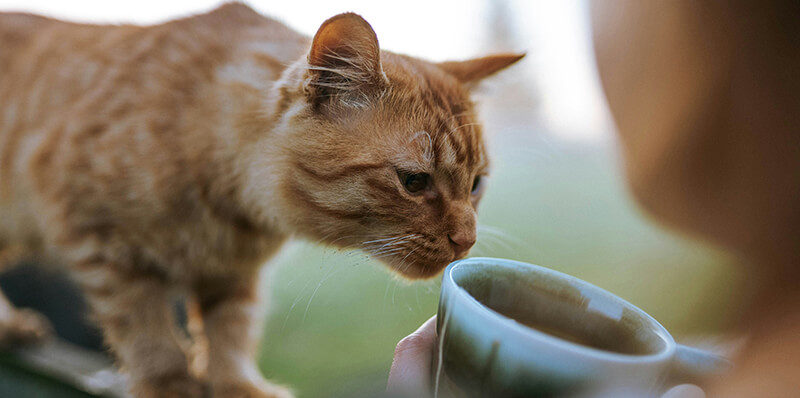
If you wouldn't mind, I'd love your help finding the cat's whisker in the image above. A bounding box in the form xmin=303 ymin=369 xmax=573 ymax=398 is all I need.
xmin=360 ymin=236 xmax=403 ymax=245
xmin=365 ymin=243 xmax=402 ymax=255
xmin=475 ymin=224 xmax=522 ymax=255
xmin=318 ymin=233 xmax=365 ymax=247
xmin=471 ymin=238 xmax=492 ymax=256
xmin=399 ymin=246 xmax=420 ymax=264
xmin=282 ymin=278 xmax=315 ymax=331
xmin=313 ymin=231 xmax=340 ymax=244
xmin=373 ymin=235 xmax=421 ymax=256
xmin=451 ymin=122 xmax=481 ymax=134
xmin=383 ymin=278 xmax=397 ymax=310
xmin=414 ymin=285 xmax=423 ymax=313
xmin=478 ymin=224 xmax=516 ymax=241
xmin=392 ymin=277 xmax=400 ymax=305
xmin=478 ymin=224 xmax=522 ymax=243
xmin=438 ymin=121 xmax=480 ymax=144
xmin=369 ymin=248 xmax=406 ymax=259
xmin=485 ymin=232 xmax=514 ymax=250
xmin=360 ymin=234 xmax=412 ymax=248
xmin=362 ymin=235 xmax=418 ymax=257
xmin=369 ymin=233 xmax=418 ymax=245
xmin=478 ymin=233 xmax=514 ymax=254
xmin=301 ymin=259 xmax=346 ymax=323
xmin=447 ymin=111 xmax=477 ymax=121
xmin=370 ymin=249 xmax=404 ymax=260
xmin=365 ymin=242 xmax=397 ymax=252
xmin=391 ymin=247 xmax=420 ymax=277
xmin=475 ymin=231 xmax=500 ymax=254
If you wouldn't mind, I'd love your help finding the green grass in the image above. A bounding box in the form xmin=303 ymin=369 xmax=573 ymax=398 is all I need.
xmin=257 ymin=135 xmax=744 ymax=398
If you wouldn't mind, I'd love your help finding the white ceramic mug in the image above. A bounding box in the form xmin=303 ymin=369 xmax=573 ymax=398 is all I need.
xmin=433 ymin=257 xmax=730 ymax=398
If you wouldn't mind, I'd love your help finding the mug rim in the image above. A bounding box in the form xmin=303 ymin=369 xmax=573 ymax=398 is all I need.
xmin=443 ymin=257 xmax=676 ymax=364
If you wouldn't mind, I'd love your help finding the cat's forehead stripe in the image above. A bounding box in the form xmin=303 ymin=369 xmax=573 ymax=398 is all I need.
xmin=410 ymin=130 xmax=434 ymax=164
xmin=436 ymin=137 xmax=458 ymax=166
xmin=437 ymin=120 xmax=480 ymax=171
xmin=391 ymin=63 xmax=485 ymax=172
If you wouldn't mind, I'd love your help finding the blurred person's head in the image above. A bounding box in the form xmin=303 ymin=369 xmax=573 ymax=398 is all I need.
xmin=591 ymin=1 xmax=800 ymax=275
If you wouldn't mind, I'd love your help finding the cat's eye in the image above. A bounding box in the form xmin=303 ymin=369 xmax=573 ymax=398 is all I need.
xmin=401 ymin=172 xmax=430 ymax=194
xmin=471 ymin=175 xmax=483 ymax=194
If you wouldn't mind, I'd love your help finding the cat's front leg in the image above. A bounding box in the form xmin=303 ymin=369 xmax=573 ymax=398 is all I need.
xmin=0 ymin=245 xmax=52 ymax=346
xmin=72 ymin=259 xmax=207 ymax=398
xmin=197 ymin=271 xmax=292 ymax=398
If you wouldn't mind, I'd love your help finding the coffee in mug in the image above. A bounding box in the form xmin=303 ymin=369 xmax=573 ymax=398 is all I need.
xmin=433 ymin=258 xmax=730 ymax=398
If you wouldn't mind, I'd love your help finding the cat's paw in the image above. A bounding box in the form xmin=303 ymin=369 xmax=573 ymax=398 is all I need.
xmin=130 ymin=373 xmax=208 ymax=398
xmin=0 ymin=308 xmax=52 ymax=347
xmin=212 ymin=381 xmax=293 ymax=398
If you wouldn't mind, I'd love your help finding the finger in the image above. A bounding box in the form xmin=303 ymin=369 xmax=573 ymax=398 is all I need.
xmin=386 ymin=315 xmax=437 ymax=398
xmin=661 ymin=384 xmax=705 ymax=398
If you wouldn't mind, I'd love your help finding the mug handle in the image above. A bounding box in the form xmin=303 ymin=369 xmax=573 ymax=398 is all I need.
xmin=667 ymin=344 xmax=732 ymax=385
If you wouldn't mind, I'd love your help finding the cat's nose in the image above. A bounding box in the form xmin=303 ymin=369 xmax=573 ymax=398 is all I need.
xmin=448 ymin=230 xmax=476 ymax=259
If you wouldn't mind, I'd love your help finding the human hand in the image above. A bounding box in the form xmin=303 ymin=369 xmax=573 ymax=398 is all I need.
xmin=386 ymin=316 xmax=705 ymax=398
xmin=386 ymin=316 xmax=437 ymax=398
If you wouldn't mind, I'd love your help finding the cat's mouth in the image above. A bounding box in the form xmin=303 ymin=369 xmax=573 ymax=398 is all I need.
xmin=376 ymin=249 xmax=461 ymax=280
xmin=361 ymin=234 xmax=470 ymax=279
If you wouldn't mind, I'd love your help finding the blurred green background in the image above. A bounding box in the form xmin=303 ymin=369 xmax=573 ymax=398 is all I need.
xmin=249 ymin=2 xmax=746 ymax=396
xmin=257 ymin=133 xmax=745 ymax=398
xmin=0 ymin=1 xmax=747 ymax=397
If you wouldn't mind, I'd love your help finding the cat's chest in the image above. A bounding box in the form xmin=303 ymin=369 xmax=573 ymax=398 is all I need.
xmin=157 ymin=215 xmax=286 ymax=280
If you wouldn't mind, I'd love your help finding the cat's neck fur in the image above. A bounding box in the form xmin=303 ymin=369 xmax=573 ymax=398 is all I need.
xmin=178 ymin=4 xmax=311 ymax=238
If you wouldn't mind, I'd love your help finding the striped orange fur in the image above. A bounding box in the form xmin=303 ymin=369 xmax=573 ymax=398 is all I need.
xmin=0 ymin=3 xmax=522 ymax=397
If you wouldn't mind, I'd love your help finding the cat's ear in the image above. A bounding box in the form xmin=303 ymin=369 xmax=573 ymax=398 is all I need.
xmin=304 ymin=13 xmax=387 ymax=106
xmin=437 ymin=54 xmax=525 ymax=87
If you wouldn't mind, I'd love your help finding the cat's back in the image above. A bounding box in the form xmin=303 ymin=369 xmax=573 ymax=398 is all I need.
xmin=0 ymin=2 xmax=307 ymax=171
xmin=0 ymin=4 xmax=307 ymax=251
xmin=0 ymin=3 xmax=306 ymax=194
xmin=0 ymin=4 xmax=304 ymax=105
xmin=0 ymin=12 xmax=57 ymax=70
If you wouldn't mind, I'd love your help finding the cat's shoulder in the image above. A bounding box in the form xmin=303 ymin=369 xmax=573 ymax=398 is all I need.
xmin=179 ymin=3 xmax=303 ymax=41
xmin=1 ymin=3 xmax=302 ymax=47
xmin=193 ymin=2 xmax=267 ymax=27
xmin=0 ymin=11 xmax=55 ymax=28
xmin=0 ymin=12 xmax=61 ymax=47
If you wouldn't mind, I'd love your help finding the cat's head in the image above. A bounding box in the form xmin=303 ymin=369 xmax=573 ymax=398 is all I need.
xmin=269 ymin=13 xmax=523 ymax=279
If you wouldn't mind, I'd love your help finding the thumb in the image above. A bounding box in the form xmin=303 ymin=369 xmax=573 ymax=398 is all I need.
xmin=661 ymin=384 xmax=705 ymax=398
xmin=386 ymin=316 xmax=437 ymax=398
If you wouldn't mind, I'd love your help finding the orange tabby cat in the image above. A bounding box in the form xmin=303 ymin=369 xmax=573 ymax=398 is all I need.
xmin=0 ymin=3 xmax=522 ymax=397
